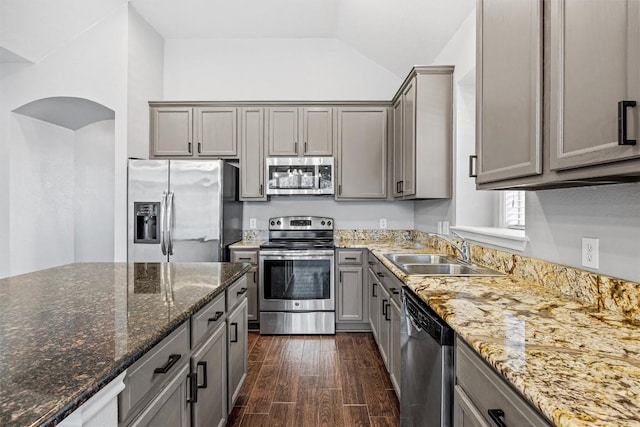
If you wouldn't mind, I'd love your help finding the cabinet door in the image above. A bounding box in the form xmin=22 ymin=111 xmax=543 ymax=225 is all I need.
xmin=192 ymin=324 xmax=227 ymax=427
xmin=401 ymin=78 xmax=417 ymax=197
xmin=197 ymin=107 xmax=237 ymax=157
xmin=368 ymin=269 xmax=380 ymax=342
xmin=337 ymin=266 xmax=364 ymax=322
xmin=130 ymin=363 xmax=190 ymax=427
xmin=268 ymin=107 xmax=299 ymax=156
xmin=227 ymin=298 xmax=248 ymax=412
xmin=151 ymin=107 xmax=194 ymax=157
xmin=303 ymin=107 xmax=333 ymax=156
xmin=476 ymin=0 xmax=542 ymax=183
xmin=247 ymin=266 xmax=259 ymax=322
xmin=453 ymin=385 xmax=491 ymax=427
xmin=392 ymin=98 xmax=404 ymax=198
xmin=377 ymin=285 xmax=390 ymax=367
xmin=240 ymin=108 xmax=266 ymax=200
xmin=390 ymin=299 xmax=402 ymax=398
xmin=336 ymin=107 xmax=387 ymax=199
xmin=549 ymin=0 xmax=640 ymax=170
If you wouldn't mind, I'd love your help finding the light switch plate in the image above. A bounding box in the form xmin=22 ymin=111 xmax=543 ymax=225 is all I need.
xmin=442 ymin=221 xmax=450 ymax=235
xmin=249 ymin=218 xmax=257 ymax=229
xmin=581 ymin=237 xmax=599 ymax=269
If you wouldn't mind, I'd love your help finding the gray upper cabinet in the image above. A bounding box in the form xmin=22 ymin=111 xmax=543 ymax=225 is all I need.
xmin=150 ymin=106 xmax=238 ymax=159
xmin=240 ymin=107 xmax=266 ymax=200
xmin=267 ymin=107 xmax=333 ymax=156
xmin=391 ymin=67 xmax=454 ymax=199
xmin=336 ymin=107 xmax=387 ymax=199
xmin=548 ymin=0 xmax=640 ymax=171
xmin=197 ymin=107 xmax=238 ymax=157
xmin=475 ymin=0 xmax=542 ymax=184
xmin=151 ymin=107 xmax=194 ymax=157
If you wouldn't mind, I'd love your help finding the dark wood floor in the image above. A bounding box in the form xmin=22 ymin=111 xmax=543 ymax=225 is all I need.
xmin=228 ymin=332 xmax=400 ymax=427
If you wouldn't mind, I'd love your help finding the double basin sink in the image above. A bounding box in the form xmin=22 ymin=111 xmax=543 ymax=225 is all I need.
xmin=384 ymin=253 xmax=504 ymax=277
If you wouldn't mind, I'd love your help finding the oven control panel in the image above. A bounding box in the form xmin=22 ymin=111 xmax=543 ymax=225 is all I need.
xmin=268 ymin=216 xmax=334 ymax=230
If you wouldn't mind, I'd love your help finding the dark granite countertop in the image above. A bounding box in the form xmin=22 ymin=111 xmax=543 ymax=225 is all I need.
xmin=0 ymin=262 xmax=250 ymax=427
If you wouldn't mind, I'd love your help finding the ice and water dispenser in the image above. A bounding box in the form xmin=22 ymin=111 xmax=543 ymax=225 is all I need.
xmin=133 ymin=202 xmax=160 ymax=243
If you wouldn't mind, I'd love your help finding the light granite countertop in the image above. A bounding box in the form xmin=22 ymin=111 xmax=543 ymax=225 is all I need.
xmin=0 ymin=262 xmax=251 ymax=427
xmin=338 ymin=239 xmax=640 ymax=427
xmin=229 ymin=240 xmax=265 ymax=249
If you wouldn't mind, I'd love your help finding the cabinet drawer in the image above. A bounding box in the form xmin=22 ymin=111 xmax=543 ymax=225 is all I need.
xmin=119 ymin=322 xmax=190 ymax=422
xmin=227 ymin=275 xmax=248 ymax=311
xmin=191 ymin=293 xmax=226 ymax=348
xmin=456 ymin=338 xmax=552 ymax=427
xmin=338 ymin=250 xmax=363 ymax=265
xmin=231 ymin=251 xmax=257 ymax=265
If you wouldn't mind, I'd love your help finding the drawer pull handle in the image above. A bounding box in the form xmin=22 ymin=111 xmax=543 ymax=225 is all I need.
xmin=237 ymin=287 xmax=248 ymax=296
xmin=488 ymin=409 xmax=507 ymax=427
xmin=344 ymin=256 xmax=357 ymax=260
xmin=391 ymin=289 xmax=400 ymax=295
xmin=385 ymin=303 xmax=391 ymax=321
xmin=382 ymin=299 xmax=388 ymax=316
xmin=154 ymin=354 xmax=181 ymax=374
xmin=208 ymin=311 xmax=224 ymax=322
xmin=238 ymin=257 xmax=252 ymax=261
xmin=187 ymin=372 xmax=198 ymax=403
xmin=618 ymin=100 xmax=637 ymax=146
xmin=197 ymin=361 xmax=208 ymax=389
xmin=376 ymin=272 xmax=385 ymax=278
xmin=230 ymin=322 xmax=239 ymax=343
xmin=368 ymin=261 xmax=374 ymax=266
xmin=372 ymin=282 xmax=377 ymax=298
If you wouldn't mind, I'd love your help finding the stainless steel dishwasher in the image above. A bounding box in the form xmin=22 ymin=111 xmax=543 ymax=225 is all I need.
xmin=401 ymin=287 xmax=455 ymax=427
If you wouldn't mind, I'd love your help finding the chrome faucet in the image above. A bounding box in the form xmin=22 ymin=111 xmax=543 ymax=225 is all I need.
xmin=430 ymin=231 xmax=471 ymax=263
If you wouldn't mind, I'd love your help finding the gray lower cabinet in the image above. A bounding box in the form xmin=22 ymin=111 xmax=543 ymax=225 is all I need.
xmin=455 ymin=337 xmax=552 ymax=427
xmin=336 ymin=249 xmax=366 ymax=323
xmin=230 ymin=249 xmax=259 ymax=324
xmin=368 ymin=263 xmax=381 ymax=341
xmin=129 ymin=362 xmax=191 ymax=427
xmin=377 ymin=283 xmax=391 ymax=367
xmin=389 ymin=297 xmax=401 ymax=398
xmin=191 ymin=323 xmax=227 ymax=427
xmin=227 ymin=297 xmax=248 ymax=413
xmin=240 ymin=107 xmax=266 ymax=200
xmin=335 ymin=107 xmax=387 ymax=199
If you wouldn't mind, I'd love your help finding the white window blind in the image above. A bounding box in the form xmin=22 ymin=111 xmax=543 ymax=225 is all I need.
xmin=503 ymin=191 xmax=525 ymax=229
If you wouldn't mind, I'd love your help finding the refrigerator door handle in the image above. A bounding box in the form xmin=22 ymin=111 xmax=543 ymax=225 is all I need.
xmin=160 ymin=191 xmax=168 ymax=256
xmin=167 ymin=191 xmax=175 ymax=255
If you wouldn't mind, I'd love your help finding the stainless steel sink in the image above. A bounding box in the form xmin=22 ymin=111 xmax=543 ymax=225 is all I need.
xmin=384 ymin=254 xmax=459 ymax=265
xmin=383 ymin=253 xmax=504 ymax=277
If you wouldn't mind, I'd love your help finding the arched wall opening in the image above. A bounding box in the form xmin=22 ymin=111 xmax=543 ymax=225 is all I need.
xmin=10 ymin=97 xmax=115 ymax=275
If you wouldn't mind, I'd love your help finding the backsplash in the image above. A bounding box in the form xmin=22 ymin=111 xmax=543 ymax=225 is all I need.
xmin=408 ymin=230 xmax=640 ymax=323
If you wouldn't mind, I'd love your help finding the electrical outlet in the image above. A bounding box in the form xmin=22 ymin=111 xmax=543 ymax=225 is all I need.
xmin=581 ymin=237 xmax=599 ymax=269
xmin=379 ymin=218 xmax=387 ymax=229
xmin=249 ymin=218 xmax=257 ymax=229
xmin=442 ymin=221 xmax=450 ymax=235
xmin=437 ymin=221 xmax=443 ymax=234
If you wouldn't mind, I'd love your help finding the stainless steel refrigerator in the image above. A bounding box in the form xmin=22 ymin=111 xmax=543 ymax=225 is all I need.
xmin=128 ymin=159 xmax=243 ymax=262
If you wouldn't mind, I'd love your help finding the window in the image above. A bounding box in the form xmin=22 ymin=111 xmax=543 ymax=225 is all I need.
xmin=500 ymin=191 xmax=525 ymax=229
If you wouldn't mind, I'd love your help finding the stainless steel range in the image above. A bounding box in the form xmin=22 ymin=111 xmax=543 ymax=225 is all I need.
xmin=259 ymin=216 xmax=335 ymax=335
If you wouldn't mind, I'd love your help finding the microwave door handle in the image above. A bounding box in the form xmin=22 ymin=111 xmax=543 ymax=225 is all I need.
xmin=160 ymin=191 xmax=167 ymax=256
xmin=167 ymin=191 xmax=174 ymax=255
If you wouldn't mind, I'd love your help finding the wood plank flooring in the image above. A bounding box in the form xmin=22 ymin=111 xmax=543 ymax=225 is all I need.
xmin=229 ymin=332 xmax=400 ymax=427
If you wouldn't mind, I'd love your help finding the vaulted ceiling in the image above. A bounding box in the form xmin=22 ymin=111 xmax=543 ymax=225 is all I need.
xmin=0 ymin=0 xmax=474 ymax=77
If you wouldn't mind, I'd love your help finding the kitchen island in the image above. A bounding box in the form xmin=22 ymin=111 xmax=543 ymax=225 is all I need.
xmin=337 ymin=237 xmax=640 ymax=427
xmin=0 ymin=262 xmax=250 ymax=427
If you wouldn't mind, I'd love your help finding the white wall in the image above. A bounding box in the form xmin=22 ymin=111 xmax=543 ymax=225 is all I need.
xmin=127 ymin=4 xmax=164 ymax=159
xmin=525 ymin=183 xmax=640 ymax=282
xmin=414 ymin=9 xmax=494 ymax=233
xmin=9 ymin=116 xmax=76 ymax=275
xmin=0 ymin=5 xmax=129 ymax=277
xmin=163 ymin=38 xmax=401 ymax=100
xmin=75 ymin=120 xmax=115 ymax=262
xmin=244 ymin=199 xmax=414 ymax=231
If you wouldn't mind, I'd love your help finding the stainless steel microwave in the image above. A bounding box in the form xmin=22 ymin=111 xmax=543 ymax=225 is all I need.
xmin=265 ymin=157 xmax=334 ymax=195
